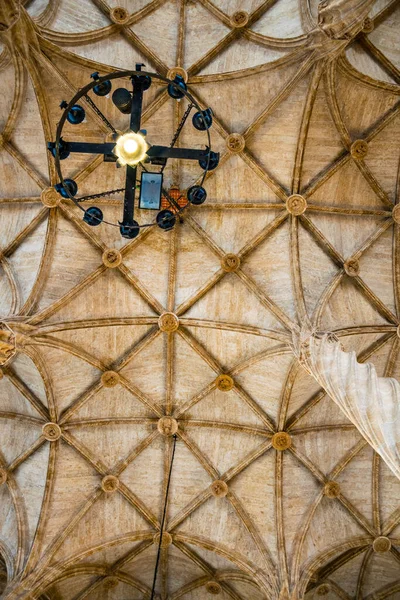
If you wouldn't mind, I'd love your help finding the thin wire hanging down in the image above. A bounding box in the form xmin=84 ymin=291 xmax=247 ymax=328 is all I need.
xmin=150 ymin=433 xmax=178 ymax=599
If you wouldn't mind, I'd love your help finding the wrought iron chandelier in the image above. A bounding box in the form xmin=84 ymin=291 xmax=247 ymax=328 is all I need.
xmin=48 ymin=64 xmax=217 ymax=238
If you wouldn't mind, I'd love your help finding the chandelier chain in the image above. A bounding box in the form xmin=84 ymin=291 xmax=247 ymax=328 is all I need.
xmin=76 ymin=187 xmax=125 ymax=203
xmin=160 ymin=102 xmax=194 ymax=176
xmin=170 ymin=102 xmax=194 ymax=149
xmin=84 ymin=94 xmax=118 ymax=134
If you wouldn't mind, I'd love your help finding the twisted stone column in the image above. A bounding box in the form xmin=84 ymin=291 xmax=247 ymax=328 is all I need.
xmin=299 ymin=332 xmax=400 ymax=481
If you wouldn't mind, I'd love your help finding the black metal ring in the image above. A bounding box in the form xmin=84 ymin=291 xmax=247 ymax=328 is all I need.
xmin=54 ymin=69 xmax=213 ymax=230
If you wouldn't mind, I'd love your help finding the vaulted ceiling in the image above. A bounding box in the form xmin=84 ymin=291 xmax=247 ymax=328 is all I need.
xmin=0 ymin=1 xmax=400 ymax=599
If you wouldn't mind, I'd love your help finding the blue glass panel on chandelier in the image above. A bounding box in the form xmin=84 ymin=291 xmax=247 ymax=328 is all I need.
xmin=112 ymin=88 xmax=132 ymax=114
xmin=91 ymin=72 xmax=112 ymax=97
xmin=119 ymin=220 xmax=140 ymax=239
xmin=199 ymin=151 xmax=219 ymax=171
xmin=157 ymin=209 xmax=176 ymax=230
xmin=47 ymin=138 xmax=70 ymax=160
xmin=192 ymin=108 xmax=213 ymax=131
xmin=83 ymin=206 xmax=103 ymax=226
xmin=187 ymin=185 xmax=207 ymax=205
xmin=139 ymin=172 xmax=163 ymax=210
xmin=167 ymin=75 xmax=187 ymax=100
xmin=54 ymin=179 xmax=78 ymax=198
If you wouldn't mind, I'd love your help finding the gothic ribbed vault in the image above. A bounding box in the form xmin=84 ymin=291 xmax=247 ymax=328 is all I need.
xmin=0 ymin=0 xmax=399 ymax=599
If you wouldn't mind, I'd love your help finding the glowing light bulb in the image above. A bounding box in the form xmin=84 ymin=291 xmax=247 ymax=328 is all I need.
xmin=114 ymin=132 xmax=148 ymax=166
xmin=123 ymin=138 xmax=139 ymax=155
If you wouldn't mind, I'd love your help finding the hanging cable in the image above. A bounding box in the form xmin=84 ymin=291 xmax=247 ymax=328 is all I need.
xmin=150 ymin=433 xmax=178 ymax=600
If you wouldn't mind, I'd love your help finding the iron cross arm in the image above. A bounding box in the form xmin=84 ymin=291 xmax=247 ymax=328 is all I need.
xmin=50 ymin=141 xmax=211 ymax=162
xmin=57 ymin=141 xmax=117 ymax=154
xmin=146 ymin=146 xmax=210 ymax=161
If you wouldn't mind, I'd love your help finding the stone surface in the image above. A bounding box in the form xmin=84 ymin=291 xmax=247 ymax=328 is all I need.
xmin=41 ymin=188 xmax=60 ymax=208
xmin=0 ymin=469 xmax=8 ymax=485
xmin=286 ymin=195 xmax=307 ymax=216
xmin=350 ymin=139 xmax=368 ymax=160
xmin=362 ymin=17 xmax=374 ymax=33
xmin=344 ymin=259 xmax=360 ymax=277
xmin=101 ymin=370 xmax=120 ymax=387
xmin=226 ymin=133 xmax=245 ymax=153
xmin=318 ymin=0 xmax=375 ymax=39
xmin=215 ymin=374 xmax=234 ymax=392
xmin=167 ymin=67 xmax=188 ymax=83
xmin=303 ymin=334 xmax=400 ymax=483
xmin=230 ymin=10 xmax=249 ymax=28
xmin=323 ymin=481 xmax=340 ymax=498
xmin=102 ymin=248 xmax=122 ymax=269
xmin=315 ymin=584 xmax=330 ymax=596
xmin=153 ymin=531 xmax=172 ymax=547
xmin=109 ymin=6 xmax=129 ymax=24
xmin=205 ymin=581 xmax=222 ymax=594
xmin=42 ymin=423 xmax=62 ymax=441
xmin=0 ymin=324 xmax=16 ymax=366
xmin=158 ymin=313 xmax=179 ymax=332
xmin=0 ymin=2 xmax=399 ymax=599
xmin=103 ymin=576 xmax=119 ymax=589
xmin=272 ymin=432 xmax=292 ymax=451
xmin=210 ymin=480 xmax=228 ymax=498
xmin=101 ymin=475 xmax=119 ymax=493
xmin=372 ymin=536 xmax=391 ymax=553
xmin=221 ymin=254 xmax=241 ymax=272
xmin=157 ymin=417 xmax=178 ymax=436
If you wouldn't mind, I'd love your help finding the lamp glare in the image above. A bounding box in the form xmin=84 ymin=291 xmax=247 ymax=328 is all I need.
xmin=123 ymin=138 xmax=139 ymax=155
xmin=114 ymin=132 xmax=148 ymax=166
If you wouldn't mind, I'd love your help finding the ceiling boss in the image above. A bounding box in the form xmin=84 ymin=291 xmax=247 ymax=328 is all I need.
xmin=48 ymin=64 xmax=217 ymax=238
